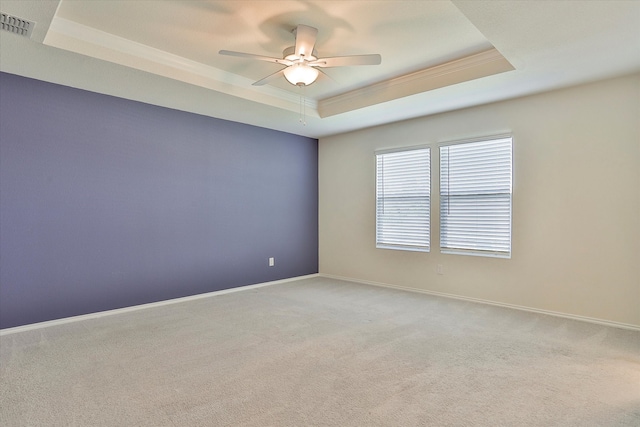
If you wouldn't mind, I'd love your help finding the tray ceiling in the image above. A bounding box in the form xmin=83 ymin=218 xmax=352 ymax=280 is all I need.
xmin=1 ymin=1 xmax=639 ymax=138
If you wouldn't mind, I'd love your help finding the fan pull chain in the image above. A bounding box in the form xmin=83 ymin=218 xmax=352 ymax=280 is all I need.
xmin=298 ymin=84 xmax=306 ymax=126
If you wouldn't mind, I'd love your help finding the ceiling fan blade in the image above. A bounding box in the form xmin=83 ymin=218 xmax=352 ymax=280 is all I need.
xmin=294 ymin=25 xmax=318 ymax=58
xmin=252 ymin=68 xmax=286 ymax=86
xmin=316 ymin=68 xmax=336 ymax=83
xmin=219 ymin=50 xmax=292 ymax=65
xmin=310 ymin=54 xmax=382 ymax=68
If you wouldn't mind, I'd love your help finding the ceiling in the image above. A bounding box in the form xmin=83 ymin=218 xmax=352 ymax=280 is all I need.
xmin=1 ymin=0 xmax=639 ymax=138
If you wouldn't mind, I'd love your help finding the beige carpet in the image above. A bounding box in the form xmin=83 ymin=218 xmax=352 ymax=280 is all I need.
xmin=1 ymin=277 xmax=639 ymax=426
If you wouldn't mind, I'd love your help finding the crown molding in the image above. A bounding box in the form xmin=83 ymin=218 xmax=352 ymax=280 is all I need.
xmin=318 ymin=48 xmax=514 ymax=118
xmin=41 ymin=18 xmax=513 ymax=121
xmin=43 ymin=17 xmax=318 ymax=114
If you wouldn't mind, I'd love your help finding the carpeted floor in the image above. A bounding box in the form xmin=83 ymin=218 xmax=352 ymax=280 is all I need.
xmin=1 ymin=276 xmax=639 ymax=426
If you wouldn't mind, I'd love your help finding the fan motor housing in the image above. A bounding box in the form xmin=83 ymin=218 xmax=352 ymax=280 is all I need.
xmin=283 ymin=46 xmax=318 ymax=62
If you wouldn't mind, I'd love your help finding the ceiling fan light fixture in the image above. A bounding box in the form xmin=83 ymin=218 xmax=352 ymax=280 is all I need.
xmin=219 ymin=25 xmax=381 ymax=88
xmin=283 ymin=63 xmax=319 ymax=86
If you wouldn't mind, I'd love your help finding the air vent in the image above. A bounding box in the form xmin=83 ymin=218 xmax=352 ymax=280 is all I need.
xmin=1 ymin=12 xmax=35 ymax=38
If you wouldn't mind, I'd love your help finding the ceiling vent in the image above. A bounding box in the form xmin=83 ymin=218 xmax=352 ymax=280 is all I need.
xmin=1 ymin=12 xmax=35 ymax=38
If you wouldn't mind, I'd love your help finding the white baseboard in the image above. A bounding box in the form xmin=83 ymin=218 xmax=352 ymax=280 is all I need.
xmin=0 ymin=274 xmax=319 ymax=336
xmin=319 ymin=273 xmax=640 ymax=332
xmin=5 ymin=272 xmax=636 ymax=335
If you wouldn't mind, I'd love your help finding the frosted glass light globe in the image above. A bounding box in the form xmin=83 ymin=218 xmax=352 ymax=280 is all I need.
xmin=283 ymin=63 xmax=319 ymax=86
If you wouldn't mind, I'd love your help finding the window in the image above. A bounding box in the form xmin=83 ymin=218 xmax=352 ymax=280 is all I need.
xmin=376 ymin=147 xmax=430 ymax=252
xmin=440 ymin=136 xmax=512 ymax=257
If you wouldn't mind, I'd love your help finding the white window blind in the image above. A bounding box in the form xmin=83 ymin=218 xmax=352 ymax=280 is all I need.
xmin=376 ymin=148 xmax=430 ymax=252
xmin=440 ymin=137 xmax=512 ymax=257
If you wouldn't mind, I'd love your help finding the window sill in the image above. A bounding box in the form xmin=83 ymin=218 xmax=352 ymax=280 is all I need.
xmin=441 ymin=249 xmax=511 ymax=259
xmin=377 ymin=244 xmax=430 ymax=253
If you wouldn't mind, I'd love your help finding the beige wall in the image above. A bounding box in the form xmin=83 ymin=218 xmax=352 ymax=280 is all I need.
xmin=319 ymin=73 xmax=640 ymax=327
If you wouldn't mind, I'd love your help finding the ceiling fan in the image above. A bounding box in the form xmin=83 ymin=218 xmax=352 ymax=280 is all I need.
xmin=219 ymin=24 xmax=382 ymax=87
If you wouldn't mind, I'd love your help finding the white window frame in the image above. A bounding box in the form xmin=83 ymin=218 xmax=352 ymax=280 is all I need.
xmin=439 ymin=135 xmax=513 ymax=259
xmin=376 ymin=146 xmax=431 ymax=252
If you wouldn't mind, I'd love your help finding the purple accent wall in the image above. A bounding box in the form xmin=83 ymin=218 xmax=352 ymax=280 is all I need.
xmin=0 ymin=72 xmax=318 ymax=329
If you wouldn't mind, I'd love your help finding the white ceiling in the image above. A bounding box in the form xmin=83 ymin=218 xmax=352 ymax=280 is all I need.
xmin=1 ymin=0 xmax=639 ymax=138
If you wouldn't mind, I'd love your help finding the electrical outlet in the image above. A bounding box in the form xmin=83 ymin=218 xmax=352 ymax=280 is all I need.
xmin=269 ymin=257 xmax=275 ymax=267
xmin=437 ymin=264 xmax=444 ymax=275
